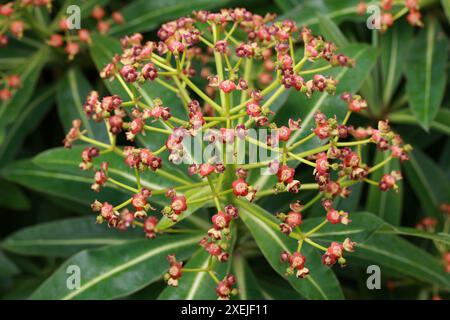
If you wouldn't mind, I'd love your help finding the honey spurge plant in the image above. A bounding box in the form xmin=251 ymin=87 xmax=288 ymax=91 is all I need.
xmin=59 ymin=8 xmax=414 ymax=299
xmin=1 ymin=0 xmax=449 ymax=301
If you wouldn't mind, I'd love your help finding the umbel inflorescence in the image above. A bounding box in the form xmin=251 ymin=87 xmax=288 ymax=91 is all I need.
xmin=63 ymin=8 xmax=411 ymax=299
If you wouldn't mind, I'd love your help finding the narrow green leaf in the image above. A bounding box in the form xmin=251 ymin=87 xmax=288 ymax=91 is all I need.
xmin=353 ymin=234 xmax=450 ymax=288
xmin=305 ymin=211 xmax=385 ymax=243
xmin=1 ymin=159 xmax=130 ymax=207
xmin=108 ymin=0 xmax=233 ymax=36
xmin=3 ymin=217 xmax=143 ymax=257
xmin=0 ymin=250 xmax=19 ymax=277
xmin=31 ymin=234 xmax=201 ymax=300
xmin=442 ymin=0 xmax=450 ymax=22
xmin=237 ymin=199 xmax=344 ymax=300
xmin=0 ymin=85 xmax=55 ymax=167
xmin=32 ymin=146 xmax=198 ymax=206
xmin=57 ymin=68 xmax=108 ymax=142
xmin=274 ymin=0 xmax=302 ymax=12
xmin=0 ymin=47 xmax=49 ymax=148
xmin=380 ymin=20 xmax=413 ymax=105
xmin=389 ymin=108 xmax=450 ymax=135
xmin=0 ymin=179 xmax=30 ymax=211
xmin=232 ymin=254 xmax=265 ymax=300
xmin=376 ymin=225 xmax=450 ymax=245
xmin=366 ymin=150 xmax=403 ymax=225
xmin=403 ymin=149 xmax=450 ymax=220
xmin=405 ymin=18 xmax=448 ymax=130
xmin=158 ymin=249 xmax=229 ymax=300
xmin=279 ymin=0 xmax=364 ymax=30
xmin=317 ymin=13 xmax=349 ymax=48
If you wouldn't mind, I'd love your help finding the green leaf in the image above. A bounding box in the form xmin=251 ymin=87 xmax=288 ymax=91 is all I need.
xmin=32 ymin=146 xmax=197 ymax=206
xmin=108 ymin=0 xmax=233 ymax=36
xmin=232 ymin=254 xmax=265 ymax=300
xmin=317 ymin=13 xmax=349 ymax=48
xmin=0 ymin=46 xmax=48 ymax=121
xmin=366 ymin=150 xmax=403 ymax=225
xmin=0 ymin=179 xmax=30 ymax=211
xmin=237 ymin=199 xmax=344 ymax=300
xmin=57 ymin=68 xmax=108 ymax=142
xmin=376 ymin=225 xmax=450 ymax=245
xmin=279 ymin=0 xmax=364 ymax=30
xmin=0 ymin=85 xmax=55 ymax=167
xmin=0 ymin=47 xmax=49 ymax=148
xmin=3 ymin=217 xmax=143 ymax=257
xmin=274 ymin=0 xmax=302 ymax=12
xmin=389 ymin=108 xmax=450 ymax=135
xmin=403 ymin=149 xmax=450 ymax=220
xmin=305 ymin=211 xmax=385 ymax=243
xmin=353 ymin=234 xmax=450 ymax=287
xmin=380 ymin=20 xmax=413 ymax=105
xmin=30 ymin=233 xmax=201 ymax=300
xmin=0 ymin=38 xmax=36 ymax=69
xmin=157 ymin=186 xmax=212 ymax=230
xmin=258 ymin=278 xmax=303 ymax=300
xmin=1 ymin=159 xmax=130 ymax=207
xmin=405 ymin=18 xmax=448 ymax=130
xmin=442 ymin=0 xmax=450 ymax=22
xmin=158 ymin=249 xmax=229 ymax=299
xmin=0 ymin=250 xmax=19 ymax=277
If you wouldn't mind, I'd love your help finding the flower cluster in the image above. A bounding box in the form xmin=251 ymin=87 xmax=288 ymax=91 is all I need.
xmin=0 ymin=2 xmax=125 ymax=61
xmin=63 ymin=8 xmax=411 ymax=299
xmin=0 ymin=74 xmax=20 ymax=102
xmin=0 ymin=1 xmax=47 ymax=46
xmin=48 ymin=5 xmax=125 ymax=60
xmin=357 ymin=0 xmax=423 ymax=30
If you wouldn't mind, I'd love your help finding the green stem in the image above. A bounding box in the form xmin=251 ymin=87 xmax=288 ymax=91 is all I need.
xmin=108 ymin=177 xmax=139 ymax=194
xmin=304 ymin=238 xmax=328 ymax=251
xmin=305 ymin=219 xmax=328 ymax=237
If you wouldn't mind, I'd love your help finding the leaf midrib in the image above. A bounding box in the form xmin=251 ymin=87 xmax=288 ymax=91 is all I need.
xmin=240 ymin=204 xmax=330 ymax=300
xmin=62 ymin=235 xmax=200 ymax=300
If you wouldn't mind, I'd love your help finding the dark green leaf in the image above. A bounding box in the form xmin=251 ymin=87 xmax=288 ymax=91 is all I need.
xmin=57 ymin=68 xmax=108 ymax=142
xmin=317 ymin=13 xmax=349 ymax=48
xmin=403 ymin=149 xmax=450 ymax=220
xmin=1 ymin=159 xmax=129 ymax=207
xmin=405 ymin=18 xmax=448 ymax=130
xmin=0 ymin=179 xmax=30 ymax=211
xmin=376 ymin=225 xmax=450 ymax=245
xmin=389 ymin=108 xmax=450 ymax=135
xmin=366 ymin=150 xmax=403 ymax=225
xmin=3 ymin=217 xmax=143 ymax=257
xmin=0 ymin=47 xmax=49 ymax=150
xmin=0 ymin=250 xmax=19 ymax=277
xmin=0 ymin=86 xmax=55 ymax=167
xmin=232 ymin=254 xmax=265 ymax=300
xmin=305 ymin=211 xmax=385 ymax=243
xmin=158 ymin=249 xmax=229 ymax=299
xmin=33 ymin=146 xmax=197 ymax=206
xmin=109 ymin=0 xmax=234 ymax=36
xmin=353 ymin=234 xmax=450 ymax=287
xmin=442 ymin=0 xmax=450 ymax=22
xmin=31 ymin=234 xmax=201 ymax=299
xmin=237 ymin=199 xmax=344 ymax=300
xmin=380 ymin=20 xmax=413 ymax=105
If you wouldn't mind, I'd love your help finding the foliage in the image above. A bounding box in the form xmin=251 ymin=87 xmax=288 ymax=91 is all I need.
xmin=0 ymin=0 xmax=449 ymax=300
